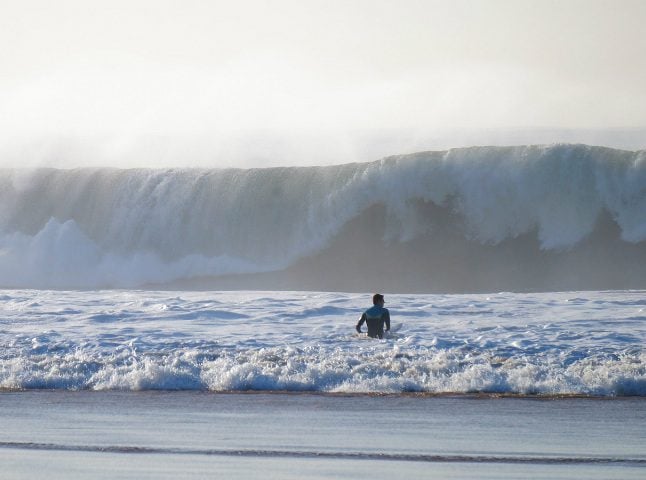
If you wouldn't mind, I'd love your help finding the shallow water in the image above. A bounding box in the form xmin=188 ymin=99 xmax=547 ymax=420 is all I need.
xmin=1 ymin=289 xmax=645 ymax=395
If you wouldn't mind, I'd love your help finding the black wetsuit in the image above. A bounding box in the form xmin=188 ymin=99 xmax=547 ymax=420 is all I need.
xmin=356 ymin=305 xmax=391 ymax=339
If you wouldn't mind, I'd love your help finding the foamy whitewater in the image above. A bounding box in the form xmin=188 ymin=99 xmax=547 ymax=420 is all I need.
xmin=1 ymin=289 xmax=644 ymax=395
xmin=1 ymin=144 xmax=645 ymax=291
xmin=1 ymin=143 xmax=645 ymax=395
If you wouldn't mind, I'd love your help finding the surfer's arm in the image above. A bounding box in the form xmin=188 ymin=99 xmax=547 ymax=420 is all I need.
xmin=384 ymin=309 xmax=390 ymax=331
xmin=356 ymin=313 xmax=366 ymax=333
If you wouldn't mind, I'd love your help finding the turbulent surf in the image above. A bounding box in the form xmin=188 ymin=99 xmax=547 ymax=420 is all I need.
xmin=1 ymin=289 xmax=645 ymax=395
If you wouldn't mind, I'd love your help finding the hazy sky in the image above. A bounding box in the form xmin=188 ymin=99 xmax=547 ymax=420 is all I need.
xmin=1 ymin=0 xmax=645 ymax=167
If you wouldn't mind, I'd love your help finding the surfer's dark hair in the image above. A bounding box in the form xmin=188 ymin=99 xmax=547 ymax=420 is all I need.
xmin=372 ymin=294 xmax=384 ymax=305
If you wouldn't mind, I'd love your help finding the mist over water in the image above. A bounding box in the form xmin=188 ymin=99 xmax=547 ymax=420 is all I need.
xmin=0 ymin=144 xmax=644 ymax=292
xmin=2 ymin=1 xmax=646 ymax=169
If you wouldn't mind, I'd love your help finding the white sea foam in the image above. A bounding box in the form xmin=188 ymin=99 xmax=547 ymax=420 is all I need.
xmin=1 ymin=289 xmax=644 ymax=395
xmin=0 ymin=144 xmax=644 ymax=289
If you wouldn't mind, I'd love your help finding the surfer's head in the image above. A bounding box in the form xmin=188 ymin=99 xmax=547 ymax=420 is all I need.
xmin=372 ymin=293 xmax=384 ymax=306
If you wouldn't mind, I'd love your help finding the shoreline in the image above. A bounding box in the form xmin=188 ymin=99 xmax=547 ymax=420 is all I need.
xmin=2 ymin=388 xmax=645 ymax=400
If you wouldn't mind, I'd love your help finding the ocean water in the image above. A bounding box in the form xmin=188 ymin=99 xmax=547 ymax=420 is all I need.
xmin=2 ymin=144 xmax=645 ymax=477
xmin=1 ymin=144 xmax=645 ymax=292
xmin=1 ymin=289 xmax=644 ymax=396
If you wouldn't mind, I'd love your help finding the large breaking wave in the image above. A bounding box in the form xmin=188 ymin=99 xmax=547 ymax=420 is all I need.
xmin=1 ymin=144 xmax=645 ymax=291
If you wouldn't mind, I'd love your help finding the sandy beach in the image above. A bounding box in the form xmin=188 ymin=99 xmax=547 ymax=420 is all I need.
xmin=1 ymin=391 xmax=644 ymax=479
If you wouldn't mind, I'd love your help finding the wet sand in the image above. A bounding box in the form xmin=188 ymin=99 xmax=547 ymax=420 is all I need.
xmin=1 ymin=392 xmax=645 ymax=479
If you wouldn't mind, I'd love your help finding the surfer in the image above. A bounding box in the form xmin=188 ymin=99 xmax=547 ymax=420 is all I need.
xmin=356 ymin=293 xmax=391 ymax=339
